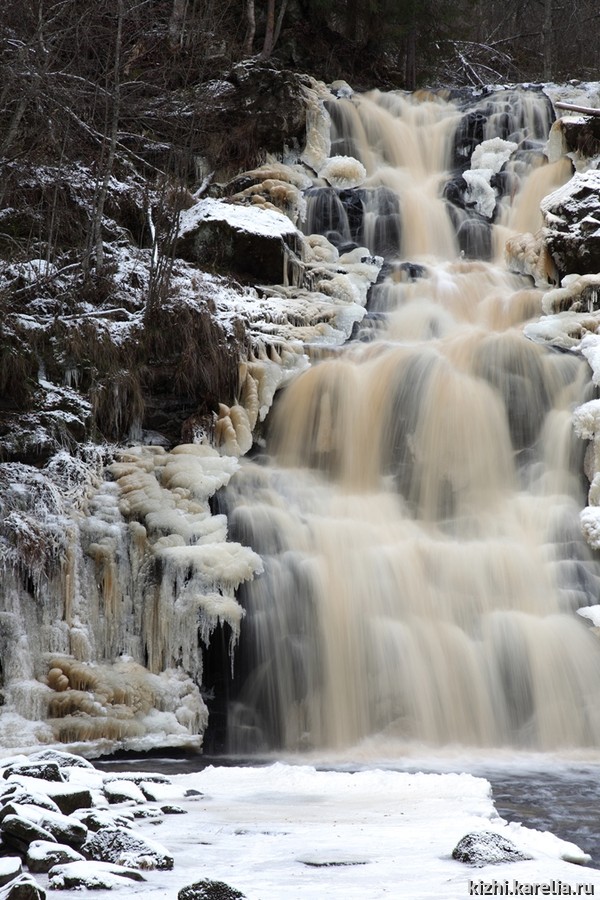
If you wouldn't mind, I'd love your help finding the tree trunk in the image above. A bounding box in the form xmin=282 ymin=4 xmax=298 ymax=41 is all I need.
xmin=273 ymin=0 xmax=289 ymax=49
xmin=89 ymin=0 xmax=123 ymax=275
xmin=244 ymin=0 xmax=256 ymax=56
xmin=261 ymin=0 xmax=276 ymax=58
xmin=542 ymin=0 xmax=553 ymax=81
xmin=169 ymin=0 xmax=188 ymax=48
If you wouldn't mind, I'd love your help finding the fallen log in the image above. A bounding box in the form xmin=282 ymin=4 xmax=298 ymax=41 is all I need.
xmin=555 ymin=101 xmax=600 ymax=117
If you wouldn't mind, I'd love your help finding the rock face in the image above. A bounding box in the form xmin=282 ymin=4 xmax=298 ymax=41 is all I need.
xmin=452 ymin=831 xmax=533 ymax=866
xmin=196 ymin=62 xmax=311 ymax=176
xmin=542 ymin=170 xmax=600 ymax=278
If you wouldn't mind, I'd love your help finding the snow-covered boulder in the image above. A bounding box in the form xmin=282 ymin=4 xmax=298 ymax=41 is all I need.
xmin=82 ymin=828 xmax=174 ymax=870
xmin=47 ymin=860 xmax=145 ymax=890
xmin=3 ymin=805 xmax=88 ymax=847
xmin=26 ymin=840 xmax=85 ymax=874
xmin=0 ymin=873 xmax=45 ymax=900
xmin=452 ymin=831 xmax=532 ymax=866
xmin=1 ymin=764 xmax=64 ymax=784
xmin=176 ymin=198 xmax=303 ymax=284
xmin=72 ymin=809 xmax=135 ymax=833
xmin=27 ymin=750 xmax=94 ymax=771
xmin=0 ymin=815 xmax=56 ymax=852
xmin=103 ymin=781 xmax=147 ymax=806
xmin=178 ymin=880 xmax=246 ymax=900
xmin=542 ymin=170 xmax=600 ymax=278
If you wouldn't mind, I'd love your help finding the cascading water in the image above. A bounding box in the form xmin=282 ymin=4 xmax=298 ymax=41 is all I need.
xmin=219 ymin=87 xmax=600 ymax=755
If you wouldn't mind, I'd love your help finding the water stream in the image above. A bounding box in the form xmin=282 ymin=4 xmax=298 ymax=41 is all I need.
xmin=216 ymin=87 xmax=600 ymax=756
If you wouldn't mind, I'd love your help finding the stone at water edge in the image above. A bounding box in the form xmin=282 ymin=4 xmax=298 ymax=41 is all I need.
xmin=178 ymin=879 xmax=247 ymax=900
xmin=452 ymin=831 xmax=532 ymax=866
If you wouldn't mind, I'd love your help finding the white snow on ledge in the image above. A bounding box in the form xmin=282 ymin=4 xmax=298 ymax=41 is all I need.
xmin=178 ymin=197 xmax=299 ymax=239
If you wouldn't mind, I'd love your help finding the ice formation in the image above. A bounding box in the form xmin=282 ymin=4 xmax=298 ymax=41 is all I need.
xmin=0 ymin=445 xmax=261 ymax=753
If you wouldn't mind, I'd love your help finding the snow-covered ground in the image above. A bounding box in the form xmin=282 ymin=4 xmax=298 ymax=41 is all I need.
xmin=24 ymin=760 xmax=600 ymax=899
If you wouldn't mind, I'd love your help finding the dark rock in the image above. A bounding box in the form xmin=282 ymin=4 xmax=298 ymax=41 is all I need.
xmin=160 ymin=805 xmax=187 ymax=815
xmin=556 ymin=116 xmax=600 ymax=162
xmin=82 ymin=827 xmax=174 ymax=870
xmin=194 ymin=63 xmax=310 ymax=176
xmin=39 ymin=787 xmax=92 ymax=816
xmin=183 ymin=789 xmax=204 ymax=799
xmin=26 ymin=840 xmax=85 ymax=874
xmin=0 ymin=816 xmax=56 ymax=853
xmin=542 ymin=170 xmax=600 ymax=278
xmin=32 ymin=812 xmax=87 ymax=848
xmin=178 ymin=879 xmax=246 ymax=900
xmin=0 ymin=874 xmax=45 ymax=900
xmin=2 ymin=765 xmax=64 ymax=784
xmin=175 ymin=198 xmax=302 ymax=285
xmin=452 ymin=831 xmax=532 ymax=866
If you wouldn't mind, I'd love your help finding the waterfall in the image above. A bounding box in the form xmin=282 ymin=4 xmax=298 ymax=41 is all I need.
xmin=220 ymin=88 xmax=600 ymax=755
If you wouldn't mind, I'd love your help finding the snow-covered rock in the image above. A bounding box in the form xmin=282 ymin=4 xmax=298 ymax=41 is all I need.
xmin=542 ymin=169 xmax=600 ymax=278
xmin=452 ymin=831 xmax=533 ymax=866
xmin=48 ymin=860 xmax=145 ymax=890
xmin=26 ymin=839 xmax=85 ymax=873
xmin=178 ymin=880 xmax=246 ymax=900
xmin=82 ymin=828 xmax=174 ymax=870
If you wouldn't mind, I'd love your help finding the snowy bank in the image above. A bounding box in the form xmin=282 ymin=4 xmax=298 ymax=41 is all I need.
xmin=15 ymin=760 xmax=599 ymax=900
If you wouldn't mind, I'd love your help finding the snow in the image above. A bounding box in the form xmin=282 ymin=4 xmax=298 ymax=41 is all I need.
xmin=471 ymin=138 xmax=518 ymax=175
xmin=178 ymin=198 xmax=299 ymax=240
xmin=27 ymin=762 xmax=600 ymax=900
xmin=577 ymin=605 xmax=600 ymax=627
xmin=319 ymin=155 xmax=367 ymax=189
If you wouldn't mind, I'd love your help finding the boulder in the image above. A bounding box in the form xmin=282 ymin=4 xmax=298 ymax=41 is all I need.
xmin=178 ymin=879 xmax=246 ymax=900
xmin=9 ymin=806 xmax=88 ymax=847
xmin=103 ymin=780 xmax=147 ymax=805
xmin=0 ymin=815 xmax=56 ymax=854
xmin=26 ymin=840 xmax=85 ymax=874
xmin=47 ymin=861 xmax=145 ymax=890
xmin=195 ymin=62 xmax=310 ymax=176
xmin=0 ymin=787 xmax=60 ymax=816
xmin=33 ymin=786 xmax=92 ymax=816
xmin=0 ymin=874 xmax=45 ymax=900
xmin=452 ymin=831 xmax=532 ymax=866
xmin=71 ymin=809 xmax=135 ymax=833
xmin=175 ymin=198 xmax=302 ymax=284
xmin=1 ymin=765 xmax=64 ymax=784
xmin=542 ymin=170 xmax=600 ymax=279
xmin=27 ymin=750 xmax=94 ymax=770
xmin=82 ymin=827 xmax=174 ymax=870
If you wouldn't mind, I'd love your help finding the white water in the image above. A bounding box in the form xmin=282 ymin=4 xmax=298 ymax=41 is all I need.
xmin=223 ymin=88 xmax=600 ymax=755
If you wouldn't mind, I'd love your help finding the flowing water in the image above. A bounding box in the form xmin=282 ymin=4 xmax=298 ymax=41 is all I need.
xmin=218 ymin=87 xmax=600 ymax=756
